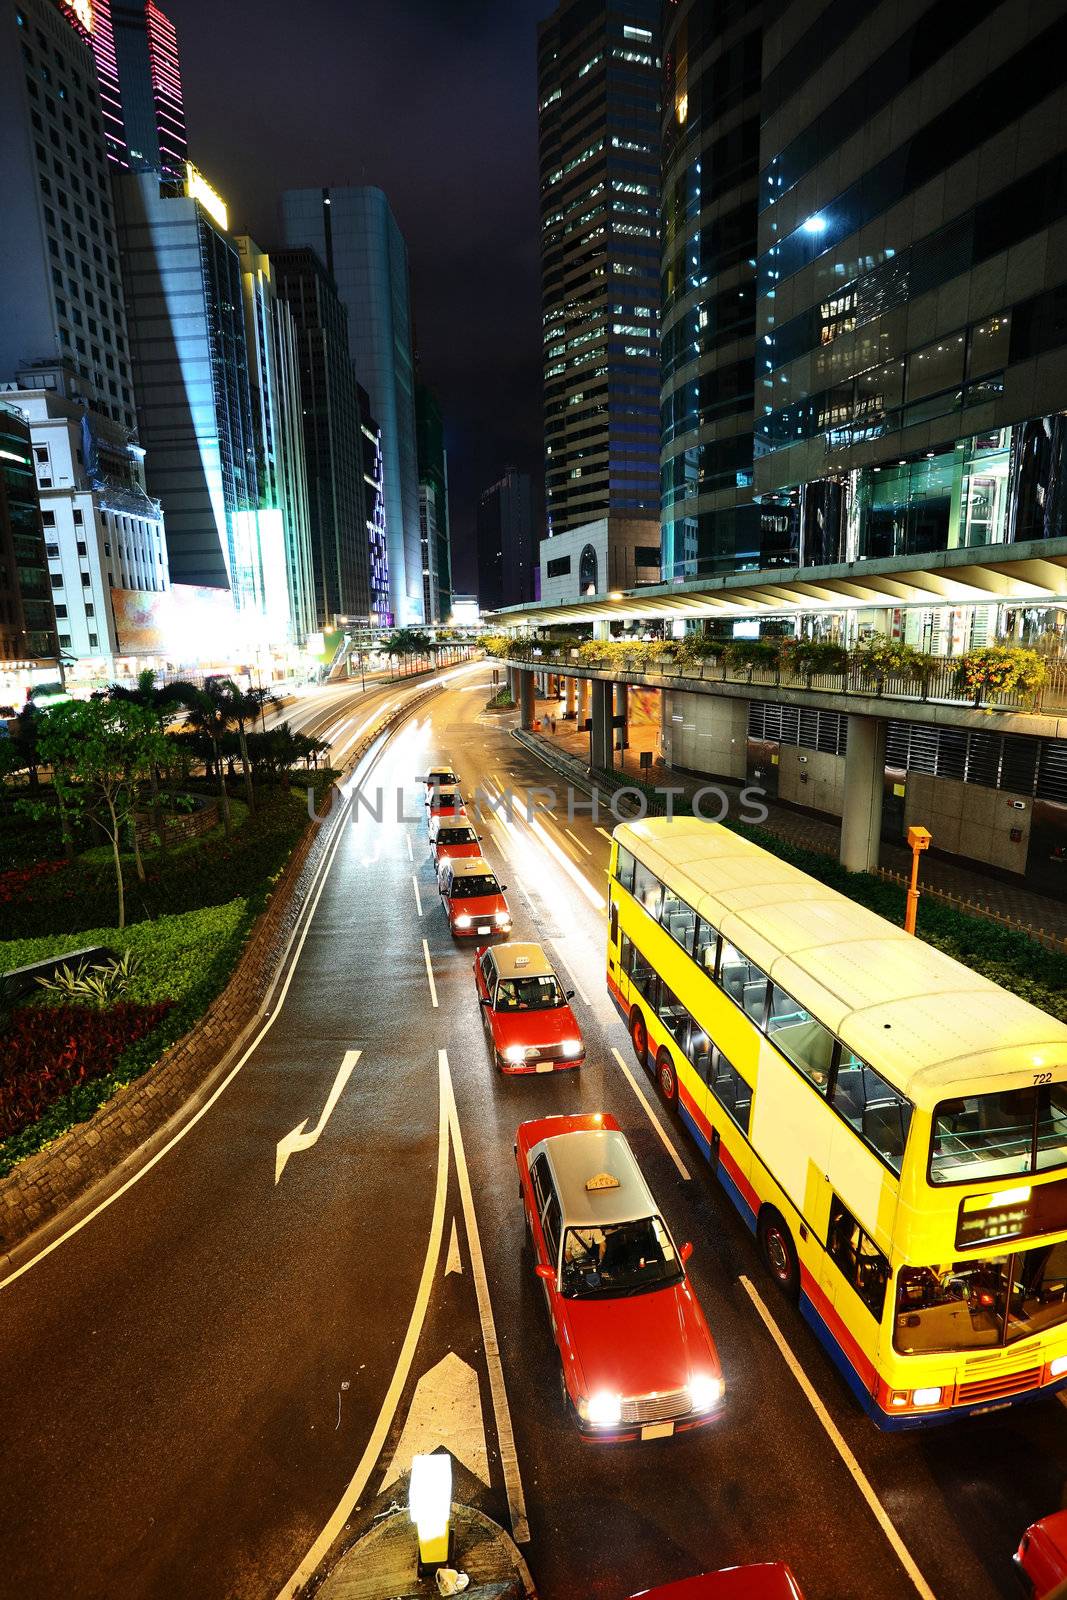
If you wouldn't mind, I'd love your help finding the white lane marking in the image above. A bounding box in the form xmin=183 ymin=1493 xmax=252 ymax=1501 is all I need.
xmin=0 ymin=753 xmax=355 ymax=1294
xmin=609 ymin=1047 xmax=691 ymax=1181
xmin=405 ymin=833 xmax=414 ymax=863
xmin=275 ymin=1053 xmax=450 ymax=1599
xmin=441 ymin=1049 xmax=530 ymax=1543
xmin=412 ymin=873 xmax=423 ymax=918
xmin=445 ymin=1216 xmax=463 ymax=1275
xmin=423 ymin=939 xmax=439 ymax=1008
xmin=564 ymin=826 xmax=592 ymax=855
xmin=740 ymin=1276 xmax=937 ymax=1600
xmin=274 ymin=1050 xmax=360 ymax=1185
xmin=549 ymin=941 xmax=590 ymax=1007
xmin=595 ymin=826 xmax=614 ymax=842
xmin=526 ymin=814 xmax=605 ymax=912
xmin=379 ymin=1351 xmax=489 ymax=1492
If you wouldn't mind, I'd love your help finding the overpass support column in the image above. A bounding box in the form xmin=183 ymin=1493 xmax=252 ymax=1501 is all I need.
xmin=589 ymin=679 xmax=613 ymax=769
xmin=565 ymin=676 xmax=576 ymax=718
xmin=840 ymin=714 xmax=886 ymax=874
xmin=576 ymin=676 xmax=589 ymax=728
xmin=614 ymin=681 xmax=629 ymax=751
xmin=519 ymin=669 xmax=535 ymax=731
xmin=507 ymin=665 xmax=519 ymax=703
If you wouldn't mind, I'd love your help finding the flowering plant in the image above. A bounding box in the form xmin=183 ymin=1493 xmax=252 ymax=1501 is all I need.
xmin=955 ymin=645 xmax=1047 ymax=706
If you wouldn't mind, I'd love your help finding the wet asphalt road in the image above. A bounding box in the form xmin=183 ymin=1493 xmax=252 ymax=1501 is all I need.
xmin=0 ymin=664 xmax=1063 ymax=1600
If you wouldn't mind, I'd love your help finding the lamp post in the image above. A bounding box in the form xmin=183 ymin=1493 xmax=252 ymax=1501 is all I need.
xmin=904 ymin=825 xmax=931 ymax=935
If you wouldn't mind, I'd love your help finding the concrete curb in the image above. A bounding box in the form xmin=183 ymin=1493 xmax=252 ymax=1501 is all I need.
xmin=0 ymin=678 xmax=449 ymax=1270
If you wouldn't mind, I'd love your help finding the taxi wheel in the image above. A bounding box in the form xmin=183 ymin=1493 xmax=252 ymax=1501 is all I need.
xmin=629 ymin=1007 xmax=648 ymax=1067
xmin=655 ymin=1048 xmax=677 ymax=1106
xmin=758 ymin=1208 xmax=800 ymax=1302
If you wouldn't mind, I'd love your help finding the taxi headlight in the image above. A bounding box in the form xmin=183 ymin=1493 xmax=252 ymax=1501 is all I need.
xmin=454 ymin=913 xmax=472 ymax=928
xmin=580 ymin=1391 xmax=622 ymax=1427
xmin=495 ymin=910 xmax=511 ymax=924
xmin=504 ymin=1044 xmax=526 ymax=1064
xmin=912 ymin=1386 xmax=942 ymax=1407
xmin=688 ymin=1373 xmax=724 ymax=1413
xmin=561 ymin=1038 xmax=583 ymax=1058
xmin=1050 ymin=1355 xmax=1067 ymax=1378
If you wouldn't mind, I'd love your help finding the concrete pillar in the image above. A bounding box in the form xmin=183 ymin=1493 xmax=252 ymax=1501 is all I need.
xmin=593 ymin=620 xmax=610 ymax=641
xmin=576 ymin=676 xmax=589 ymax=728
xmin=840 ymin=714 xmax=887 ymax=873
xmin=507 ymin=665 xmax=519 ymax=703
xmin=519 ymin=669 xmax=535 ymax=731
xmin=565 ymin=676 xmax=576 ymax=717
xmin=660 ymin=689 xmax=672 ymax=767
xmin=589 ymin=678 xmax=613 ymax=769
xmin=614 ymin=680 xmax=629 ymax=750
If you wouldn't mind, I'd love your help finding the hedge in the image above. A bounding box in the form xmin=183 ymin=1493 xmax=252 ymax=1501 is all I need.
xmin=0 ymin=899 xmax=252 ymax=1176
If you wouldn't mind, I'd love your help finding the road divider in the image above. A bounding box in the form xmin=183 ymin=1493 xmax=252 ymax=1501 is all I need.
xmin=274 ymin=1049 xmax=361 ymax=1185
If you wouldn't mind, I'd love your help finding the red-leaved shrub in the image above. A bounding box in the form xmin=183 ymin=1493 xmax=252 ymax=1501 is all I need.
xmin=0 ymin=859 xmax=69 ymax=904
xmin=0 ymin=1001 xmax=172 ymax=1138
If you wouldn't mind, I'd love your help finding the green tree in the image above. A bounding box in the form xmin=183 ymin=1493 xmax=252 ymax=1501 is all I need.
xmin=32 ymin=699 xmax=169 ymax=928
xmin=182 ymin=684 xmax=234 ymax=837
xmin=211 ymin=680 xmax=279 ymax=813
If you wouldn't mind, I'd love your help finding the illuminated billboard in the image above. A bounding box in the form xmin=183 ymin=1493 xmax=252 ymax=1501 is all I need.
xmin=184 ymin=163 xmax=228 ymax=231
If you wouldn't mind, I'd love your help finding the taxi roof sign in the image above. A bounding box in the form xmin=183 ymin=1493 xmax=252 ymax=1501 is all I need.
xmin=585 ymin=1171 xmax=620 ymax=1192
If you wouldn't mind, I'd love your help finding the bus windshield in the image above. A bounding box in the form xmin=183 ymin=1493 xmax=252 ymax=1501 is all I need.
xmin=561 ymin=1217 xmax=683 ymax=1298
xmin=930 ymin=1082 xmax=1067 ymax=1184
xmin=895 ymin=1242 xmax=1067 ymax=1351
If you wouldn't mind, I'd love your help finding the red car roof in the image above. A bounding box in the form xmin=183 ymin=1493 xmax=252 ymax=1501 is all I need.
xmin=630 ymin=1564 xmax=804 ymax=1600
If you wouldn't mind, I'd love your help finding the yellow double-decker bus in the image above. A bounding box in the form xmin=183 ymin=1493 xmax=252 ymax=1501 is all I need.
xmin=607 ymin=817 xmax=1067 ymax=1428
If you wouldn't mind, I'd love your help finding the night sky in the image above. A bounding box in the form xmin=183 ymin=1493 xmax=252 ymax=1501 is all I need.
xmin=166 ymin=0 xmax=548 ymax=592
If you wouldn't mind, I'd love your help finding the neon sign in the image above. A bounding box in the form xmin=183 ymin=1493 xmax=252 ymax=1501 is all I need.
xmin=184 ymin=163 xmax=228 ymax=231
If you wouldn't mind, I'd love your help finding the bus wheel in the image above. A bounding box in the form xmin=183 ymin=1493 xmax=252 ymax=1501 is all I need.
xmin=758 ymin=1208 xmax=800 ymax=1301
xmin=629 ymin=1007 xmax=648 ymax=1066
xmin=655 ymin=1048 xmax=677 ymax=1106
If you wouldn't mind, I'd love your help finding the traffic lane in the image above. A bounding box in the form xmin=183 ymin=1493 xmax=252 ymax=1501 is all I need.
xmin=0 ymin=710 xmax=445 ymax=1598
xmin=415 ymin=690 xmax=923 ymax=1600
xmin=451 ymin=700 xmax=1057 ymax=1599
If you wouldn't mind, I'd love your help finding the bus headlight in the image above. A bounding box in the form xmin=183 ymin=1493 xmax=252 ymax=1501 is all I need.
xmin=1049 ymin=1355 xmax=1067 ymax=1378
xmin=911 ymin=1387 xmax=942 ymax=1407
xmin=580 ymin=1391 xmax=622 ymax=1427
xmin=561 ymin=1039 xmax=583 ymax=1058
xmin=504 ymin=1045 xmax=526 ymax=1064
xmin=454 ymin=913 xmax=471 ymax=928
xmin=688 ymin=1373 xmax=724 ymax=1413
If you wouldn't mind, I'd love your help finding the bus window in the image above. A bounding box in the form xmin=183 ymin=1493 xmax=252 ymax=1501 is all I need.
xmin=767 ymin=984 xmax=834 ymax=1092
xmin=709 ymin=1046 xmax=752 ymax=1133
xmin=719 ymin=941 xmax=768 ymax=1025
xmin=661 ymin=890 xmax=697 ymax=954
xmin=1036 ymin=1083 xmax=1067 ymax=1172
xmin=615 ymin=845 xmax=635 ymax=893
xmin=631 ymin=945 xmax=660 ymax=1008
xmin=658 ymin=984 xmax=690 ymax=1051
xmin=632 ymin=861 xmax=664 ymax=920
xmin=895 ymin=1248 xmax=1067 ymax=1352
xmin=687 ymin=1027 xmax=712 ymax=1082
xmin=693 ymin=917 xmax=718 ymax=974
xmin=619 ymin=933 xmax=632 ymax=976
xmin=827 ymin=1196 xmax=889 ymax=1320
xmin=931 ymin=1087 xmax=1045 ymax=1184
xmin=833 ymin=1052 xmax=912 ymax=1174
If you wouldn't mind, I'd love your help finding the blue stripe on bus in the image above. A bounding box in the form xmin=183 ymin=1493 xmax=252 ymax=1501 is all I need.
xmin=678 ymin=1094 xmax=757 ymax=1237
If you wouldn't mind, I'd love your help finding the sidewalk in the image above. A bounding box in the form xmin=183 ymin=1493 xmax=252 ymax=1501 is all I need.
xmin=524 ymin=695 xmax=1067 ymax=945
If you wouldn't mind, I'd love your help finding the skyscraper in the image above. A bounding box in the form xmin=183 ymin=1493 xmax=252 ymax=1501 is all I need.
xmin=280 ymin=186 xmax=423 ymax=625
xmin=415 ymin=380 xmax=453 ymax=624
xmin=0 ymin=0 xmax=137 ymax=429
xmin=358 ymin=382 xmax=391 ymax=626
xmin=660 ymin=2 xmax=762 ymax=579
xmin=81 ymin=0 xmax=127 ymax=164
xmin=235 ymin=236 xmax=317 ymax=645
xmin=113 ymin=0 xmax=186 ymax=179
xmin=116 ymin=167 xmax=260 ymax=605
xmin=537 ymin=0 xmax=661 ymax=538
xmin=272 ymin=248 xmax=371 ymax=625
xmin=477 ymin=469 xmax=535 ymax=612
xmin=0 ymin=400 xmax=57 ymax=669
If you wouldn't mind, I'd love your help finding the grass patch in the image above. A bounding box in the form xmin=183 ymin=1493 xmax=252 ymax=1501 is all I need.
xmin=76 ymin=797 xmax=250 ymax=867
xmin=0 ymin=899 xmax=252 ymax=1177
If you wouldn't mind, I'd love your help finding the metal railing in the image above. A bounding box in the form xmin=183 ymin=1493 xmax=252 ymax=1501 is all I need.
xmin=498 ymin=645 xmax=1067 ymax=718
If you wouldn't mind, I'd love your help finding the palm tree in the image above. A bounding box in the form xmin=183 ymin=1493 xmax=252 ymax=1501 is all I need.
xmin=213 ymin=680 xmax=279 ymax=813
xmin=182 ymin=684 xmax=233 ymax=837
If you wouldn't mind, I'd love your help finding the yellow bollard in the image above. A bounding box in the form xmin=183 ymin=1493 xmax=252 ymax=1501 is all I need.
xmin=409 ymin=1453 xmax=452 ymax=1575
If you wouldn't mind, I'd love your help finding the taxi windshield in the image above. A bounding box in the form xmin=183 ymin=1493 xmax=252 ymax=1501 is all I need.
xmin=561 ymin=1217 xmax=683 ymax=1298
xmin=451 ymin=874 xmax=502 ymax=898
xmin=495 ymin=975 xmax=564 ymax=1011
xmin=431 ymin=790 xmax=461 ymax=806
xmin=437 ymin=827 xmax=476 ymax=845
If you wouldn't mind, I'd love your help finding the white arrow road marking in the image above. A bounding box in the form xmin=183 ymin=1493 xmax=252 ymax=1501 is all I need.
xmin=379 ymin=1352 xmax=489 ymax=1492
xmin=445 ymin=1217 xmax=462 ymax=1276
xmin=274 ymin=1049 xmax=361 ymax=1185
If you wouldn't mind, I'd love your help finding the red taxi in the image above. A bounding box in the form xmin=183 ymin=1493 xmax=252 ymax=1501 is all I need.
xmin=629 ymin=1566 xmax=804 ymax=1600
xmin=439 ymin=857 xmax=511 ymax=938
xmin=423 ymin=765 xmax=459 ymax=798
xmin=516 ymin=1112 xmax=724 ymax=1440
xmin=1015 ymin=1511 xmax=1067 ymax=1596
xmin=427 ymin=785 xmax=465 ymax=820
xmin=429 ymin=815 xmax=483 ymax=870
xmin=475 ymin=942 xmax=583 ymax=1073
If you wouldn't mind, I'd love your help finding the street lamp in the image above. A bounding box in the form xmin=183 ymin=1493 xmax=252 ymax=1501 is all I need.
xmin=904 ymin=825 xmax=931 ymax=935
